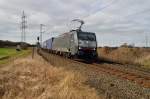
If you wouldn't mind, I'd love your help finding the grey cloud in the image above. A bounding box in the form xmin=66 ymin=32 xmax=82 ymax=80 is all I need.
xmin=0 ymin=0 xmax=150 ymax=46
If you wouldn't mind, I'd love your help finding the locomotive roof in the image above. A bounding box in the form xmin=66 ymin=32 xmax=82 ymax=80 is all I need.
xmin=58 ymin=30 xmax=95 ymax=37
xmin=58 ymin=32 xmax=72 ymax=37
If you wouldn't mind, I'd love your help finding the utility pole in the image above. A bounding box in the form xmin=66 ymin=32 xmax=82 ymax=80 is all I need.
xmin=145 ymin=33 xmax=148 ymax=47
xmin=21 ymin=11 xmax=27 ymax=43
xmin=40 ymin=24 xmax=45 ymax=46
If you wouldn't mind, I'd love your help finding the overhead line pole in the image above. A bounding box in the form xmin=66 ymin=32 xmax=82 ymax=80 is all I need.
xmin=21 ymin=11 xmax=27 ymax=43
xmin=145 ymin=33 xmax=148 ymax=47
xmin=40 ymin=24 xmax=45 ymax=46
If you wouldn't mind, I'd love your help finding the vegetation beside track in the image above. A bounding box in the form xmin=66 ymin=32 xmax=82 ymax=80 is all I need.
xmin=143 ymin=60 xmax=150 ymax=68
xmin=0 ymin=48 xmax=31 ymax=65
xmin=98 ymin=47 xmax=150 ymax=69
xmin=0 ymin=54 xmax=100 ymax=99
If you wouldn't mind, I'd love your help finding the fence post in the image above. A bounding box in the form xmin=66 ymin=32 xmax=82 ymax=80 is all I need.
xmin=32 ymin=47 xmax=35 ymax=59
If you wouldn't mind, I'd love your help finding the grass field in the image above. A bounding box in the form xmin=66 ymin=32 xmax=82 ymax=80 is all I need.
xmin=0 ymin=48 xmax=18 ymax=58
xmin=0 ymin=48 xmax=31 ymax=64
xmin=0 ymin=54 xmax=100 ymax=99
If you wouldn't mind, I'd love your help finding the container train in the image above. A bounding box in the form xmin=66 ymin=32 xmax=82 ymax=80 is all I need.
xmin=42 ymin=29 xmax=98 ymax=60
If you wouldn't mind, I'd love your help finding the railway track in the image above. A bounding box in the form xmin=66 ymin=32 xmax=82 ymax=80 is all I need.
xmin=39 ymin=50 xmax=150 ymax=88
xmin=90 ymin=63 xmax=150 ymax=88
xmin=69 ymin=59 xmax=150 ymax=88
xmin=97 ymin=58 xmax=150 ymax=74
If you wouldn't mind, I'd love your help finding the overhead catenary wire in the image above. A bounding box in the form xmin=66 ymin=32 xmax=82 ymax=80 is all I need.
xmin=81 ymin=0 xmax=150 ymax=24
xmin=40 ymin=0 xmax=118 ymax=35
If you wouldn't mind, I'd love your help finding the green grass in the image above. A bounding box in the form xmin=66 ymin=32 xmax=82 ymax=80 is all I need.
xmin=0 ymin=48 xmax=17 ymax=58
xmin=0 ymin=48 xmax=31 ymax=64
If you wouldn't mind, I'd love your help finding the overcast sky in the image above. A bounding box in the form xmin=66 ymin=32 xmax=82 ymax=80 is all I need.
xmin=0 ymin=0 xmax=150 ymax=47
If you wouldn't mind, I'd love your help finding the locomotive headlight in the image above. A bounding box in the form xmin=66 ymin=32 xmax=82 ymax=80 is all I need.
xmin=79 ymin=47 xmax=82 ymax=49
xmin=93 ymin=48 xmax=96 ymax=50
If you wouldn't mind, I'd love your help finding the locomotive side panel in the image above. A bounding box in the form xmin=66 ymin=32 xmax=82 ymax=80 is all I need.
xmin=69 ymin=31 xmax=78 ymax=56
xmin=52 ymin=33 xmax=72 ymax=53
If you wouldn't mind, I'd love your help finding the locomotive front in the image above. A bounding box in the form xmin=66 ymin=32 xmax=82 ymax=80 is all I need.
xmin=77 ymin=31 xmax=98 ymax=59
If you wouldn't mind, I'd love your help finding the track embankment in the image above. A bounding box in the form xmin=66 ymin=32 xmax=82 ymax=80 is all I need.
xmin=38 ymin=49 xmax=150 ymax=99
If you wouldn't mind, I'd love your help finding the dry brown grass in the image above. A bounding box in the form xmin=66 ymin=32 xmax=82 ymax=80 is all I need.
xmin=0 ymin=55 xmax=100 ymax=99
xmin=98 ymin=47 xmax=150 ymax=68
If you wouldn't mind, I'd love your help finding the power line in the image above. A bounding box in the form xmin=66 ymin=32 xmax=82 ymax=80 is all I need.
xmin=126 ymin=8 xmax=150 ymax=18
xmin=66 ymin=0 xmax=118 ymax=31
xmin=87 ymin=1 xmax=150 ymax=22
xmin=86 ymin=0 xmax=118 ymax=17
xmin=96 ymin=0 xmax=118 ymax=12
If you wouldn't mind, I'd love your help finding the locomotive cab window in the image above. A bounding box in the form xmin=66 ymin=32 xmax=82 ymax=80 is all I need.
xmin=77 ymin=32 xmax=96 ymax=41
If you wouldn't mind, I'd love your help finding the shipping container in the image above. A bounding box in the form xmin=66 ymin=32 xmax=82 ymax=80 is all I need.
xmin=46 ymin=38 xmax=54 ymax=50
